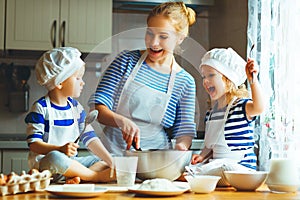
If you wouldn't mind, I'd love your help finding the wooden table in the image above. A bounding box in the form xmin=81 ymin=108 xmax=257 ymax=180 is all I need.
xmin=1 ymin=185 xmax=299 ymax=200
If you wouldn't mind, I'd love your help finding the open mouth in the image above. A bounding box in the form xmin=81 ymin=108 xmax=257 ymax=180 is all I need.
xmin=207 ymin=86 xmax=215 ymax=94
xmin=150 ymin=48 xmax=163 ymax=53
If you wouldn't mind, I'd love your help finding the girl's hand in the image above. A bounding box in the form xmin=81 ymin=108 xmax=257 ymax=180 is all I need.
xmin=191 ymin=154 xmax=204 ymax=165
xmin=246 ymin=58 xmax=259 ymax=83
xmin=119 ymin=117 xmax=140 ymax=150
xmin=60 ymin=142 xmax=79 ymax=157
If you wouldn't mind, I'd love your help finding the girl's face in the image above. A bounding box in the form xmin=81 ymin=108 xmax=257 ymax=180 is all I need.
xmin=145 ymin=15 xmax=182 ymax=64
xmin=61 ymin=65 xmax=85 ymax=98
xmin=201 ymin=65 xmax=226 ymax=101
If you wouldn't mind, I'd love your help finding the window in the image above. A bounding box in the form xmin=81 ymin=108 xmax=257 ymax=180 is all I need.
xmin=248 ymin=0 xmax=300 ymax=170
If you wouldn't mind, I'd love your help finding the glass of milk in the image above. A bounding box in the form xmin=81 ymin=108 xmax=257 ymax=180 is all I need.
xmin=266 ymin=142 xmax=300 ymax=193
xmin=114 ymin=156 xmax=138 ymax=187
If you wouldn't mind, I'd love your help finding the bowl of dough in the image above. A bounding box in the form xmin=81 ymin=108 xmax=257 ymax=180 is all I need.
xmin=223 ymin=171 xmax=268 ymax=191
xmin=125 ymin=149 xmax=192 ymax=181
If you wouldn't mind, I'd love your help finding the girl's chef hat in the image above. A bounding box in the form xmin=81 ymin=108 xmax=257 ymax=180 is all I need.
xmin=35 ymin=47 xmax=85 ymax=91
xmin=200 ymin=47 xmax=246 ymax=88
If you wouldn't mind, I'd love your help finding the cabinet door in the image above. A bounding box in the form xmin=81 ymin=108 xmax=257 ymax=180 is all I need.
xmin=2 ymin=150 xmax=29 ymax=174
xmin=6 ymin=0 xmax=60 ymax=50
xmin=60 ymin=0 xmax=112 ymax=53
xmin=0 ymin=0 xmax=4 ymax=50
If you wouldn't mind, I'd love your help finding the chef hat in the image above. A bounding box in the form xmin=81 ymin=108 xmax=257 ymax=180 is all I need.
xmin=35 ymin=47 xmax=85 ymax=91
xmin=200 ymin=47 xmax=246 ymax=87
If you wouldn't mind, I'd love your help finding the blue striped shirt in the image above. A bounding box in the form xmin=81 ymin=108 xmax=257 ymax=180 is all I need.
xmin=206 ymin=98 xmax=257 ymax=169
xmin=25 ymin=96 xmax=97 ymax=147
xmin=89 ymin=50 xmax=196 ymax=138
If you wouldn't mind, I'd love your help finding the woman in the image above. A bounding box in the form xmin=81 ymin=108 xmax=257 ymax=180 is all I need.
xmin=89 ymin=2 xmax=197 ymax=155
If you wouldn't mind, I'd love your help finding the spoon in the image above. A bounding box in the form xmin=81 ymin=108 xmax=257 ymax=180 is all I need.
xmin=74 ymin=110 xmax=98 ymax=143
xmin=249 ymin=42 xmax=255 ymax=84
xmin=185 ymin=166 xmax=195 ymax=177
xmin=132 ymin=140 xmax=142 ymax=151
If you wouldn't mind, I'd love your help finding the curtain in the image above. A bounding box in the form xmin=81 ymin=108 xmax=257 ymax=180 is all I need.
xmin=248 ymin=0 xmax=300 ymax=171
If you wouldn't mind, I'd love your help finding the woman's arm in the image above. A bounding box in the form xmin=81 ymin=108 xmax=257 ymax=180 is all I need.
xmin=94 ymin=104 xmax=140 ymax=150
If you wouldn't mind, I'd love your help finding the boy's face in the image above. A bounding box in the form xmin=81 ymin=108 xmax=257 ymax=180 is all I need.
xmin=200 ymin=65 xmax=226 ymax=101
xmin=61 ymin=65 xmax=85 ymax=98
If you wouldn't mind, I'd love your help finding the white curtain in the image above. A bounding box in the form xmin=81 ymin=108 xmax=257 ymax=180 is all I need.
xmin=248 ymin=0 xmax=300 ymax=171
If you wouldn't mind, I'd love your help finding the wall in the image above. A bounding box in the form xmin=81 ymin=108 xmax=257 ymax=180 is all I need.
xmin=0 ymin=0 xmax=247 ymax=137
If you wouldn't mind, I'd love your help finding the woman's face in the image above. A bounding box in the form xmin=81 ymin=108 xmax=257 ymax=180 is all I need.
xmin=201 ymin=65 xmax=226 ymax=101
xmin=145 ymin=15 xmax=182 ymax=64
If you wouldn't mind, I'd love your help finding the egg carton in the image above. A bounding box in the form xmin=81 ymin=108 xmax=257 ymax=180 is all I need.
xmin=0 ymin=169 xmax=52 ymax=196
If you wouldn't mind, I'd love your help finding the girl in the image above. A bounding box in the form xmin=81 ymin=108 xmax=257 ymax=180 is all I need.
xmin=191 ymin=47 xmax=264 ymax=185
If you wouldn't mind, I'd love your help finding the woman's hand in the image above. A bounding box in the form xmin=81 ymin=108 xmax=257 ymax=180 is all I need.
xmin=59 ymin=142 xmax=79 ymax=157
xmin=119 ymin=117 xmax=140 ymax=150
xmin=191 ymin=154 xmax=204 ymax=165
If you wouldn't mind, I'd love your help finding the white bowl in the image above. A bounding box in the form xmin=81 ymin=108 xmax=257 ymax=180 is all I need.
xmin=185 ymin=175 xmax=221 ymax=193
xmin=224 ymin=171 xmax=268 ymax=191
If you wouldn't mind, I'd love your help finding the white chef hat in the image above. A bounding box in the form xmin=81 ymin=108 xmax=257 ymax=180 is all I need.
xmin=200 ymin=47 xmax=246 ymax=87
xmin=35 ymin=47 xmax=85 ymax=91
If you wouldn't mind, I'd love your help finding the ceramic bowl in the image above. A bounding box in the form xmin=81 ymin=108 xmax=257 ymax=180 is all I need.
xmin=185 ymin=175 xmax=221 ymax=193
xmin=224 ymin=171 xmax=268 ymax=191
xmin=125 ymin=150 xmax=192 ymax=181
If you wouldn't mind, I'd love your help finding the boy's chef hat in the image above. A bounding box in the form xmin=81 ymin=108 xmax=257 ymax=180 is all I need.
xmin=200 ymin=47 xmax=246 ymax=87
xmin=35 ymin=47 xmax=85 ymax=91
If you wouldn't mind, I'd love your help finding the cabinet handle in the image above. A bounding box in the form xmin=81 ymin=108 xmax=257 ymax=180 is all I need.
xmin=51 ymin=20 xmax=57 ymax=48
xmin=60 ymin=21 xmax=66 ymax=47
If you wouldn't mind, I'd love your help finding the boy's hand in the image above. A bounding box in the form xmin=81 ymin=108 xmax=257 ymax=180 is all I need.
xmin=60 ymin=142 xmax=79 ymax=157
xmin=191 ymin=154 xmax=204 ymax=165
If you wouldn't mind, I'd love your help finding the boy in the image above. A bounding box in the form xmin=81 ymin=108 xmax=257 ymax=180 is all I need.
xmin=25 ymin=47 xmax=115 ymax=183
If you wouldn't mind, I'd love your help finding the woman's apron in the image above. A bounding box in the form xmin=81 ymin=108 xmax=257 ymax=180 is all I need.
xmin=101 ymin=52 xmax=176 ymax=155
xmin=204 ymin=97 xmax=250 ymax=161
xmin=28 ymin=95 xmax=79 ymax=169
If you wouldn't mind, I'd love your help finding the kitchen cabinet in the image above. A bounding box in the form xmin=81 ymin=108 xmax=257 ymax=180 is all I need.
xmin=5 ymin=0 xmax=112 ymax=53
xmin=0 ymin=149 xmax=90 ymax=174
xmin=2 ymin=150 xmax=29 ymax=174
xmin=0 ymin=0 xmax=4 ymax=50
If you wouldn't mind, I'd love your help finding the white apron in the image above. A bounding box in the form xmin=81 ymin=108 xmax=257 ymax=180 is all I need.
xmin=204 ymin=97 xmax=247 ymax=161
xmin=28 ymin=95 xmax=79 ymax=169
xmin=101 ymin=51 xmax=176 ymax=155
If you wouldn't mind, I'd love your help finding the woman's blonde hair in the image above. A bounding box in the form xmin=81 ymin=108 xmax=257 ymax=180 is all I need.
xmin=147 ymin=2 xmax=196 ymax=37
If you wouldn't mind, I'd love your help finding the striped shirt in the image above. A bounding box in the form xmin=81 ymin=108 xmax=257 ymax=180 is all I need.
xmin=206 ymin=98 xmax=257 ymax=169
xmin=25 ymin=96 xmax=97 ymax=147
xmin=88 ymin=50 xmax=196 ymax=138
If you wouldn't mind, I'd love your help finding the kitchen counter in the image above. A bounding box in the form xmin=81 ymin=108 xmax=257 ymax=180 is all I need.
xmin=1 ymin=184 xmax=299 ymax=200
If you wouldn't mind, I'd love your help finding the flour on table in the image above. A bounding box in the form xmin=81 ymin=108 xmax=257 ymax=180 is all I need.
xmin=138 ymin=178 xmax=179 ymax=191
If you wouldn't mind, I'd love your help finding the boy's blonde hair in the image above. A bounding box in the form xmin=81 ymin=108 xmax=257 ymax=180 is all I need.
xmin=147 ymin=2 xmax=196 ymax=37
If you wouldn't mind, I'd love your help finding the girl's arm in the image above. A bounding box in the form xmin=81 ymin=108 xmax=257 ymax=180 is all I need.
xmin=245 ymin=58 xmax=265 ymax=118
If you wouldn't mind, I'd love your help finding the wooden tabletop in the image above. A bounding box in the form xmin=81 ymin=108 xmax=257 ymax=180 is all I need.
xmin=1 ymin=185 xmax=299 ymax=200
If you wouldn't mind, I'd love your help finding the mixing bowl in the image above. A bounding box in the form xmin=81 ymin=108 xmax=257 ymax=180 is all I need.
xmin=125 ymin=149 xmax=192 ymax=181
xmin=223 ymin=171 xmax=268 ymax=191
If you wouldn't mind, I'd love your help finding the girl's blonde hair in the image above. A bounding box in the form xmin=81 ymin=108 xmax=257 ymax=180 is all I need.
xmin=207 ymin=76 xmax=249 ymax=108
xmin=223 ymin=76 xmax=249 ymax=105
xmin=147 ymin=2 xmax=196 ymax=37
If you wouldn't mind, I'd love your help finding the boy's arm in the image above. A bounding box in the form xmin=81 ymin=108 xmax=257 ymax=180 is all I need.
xmin=29 ymin=141 xmax=79 ymax=157
xmin=86 ymin=138 xmax=113 ymax=168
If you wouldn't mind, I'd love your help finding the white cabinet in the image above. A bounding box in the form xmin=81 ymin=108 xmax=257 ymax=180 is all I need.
xmin=0 ymin=0 xmax=4 ymax=50
xmin=6 ymin=0 xmax=112 ymax=53
xmin=2 ymin=150 xmax=29 ymax=174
